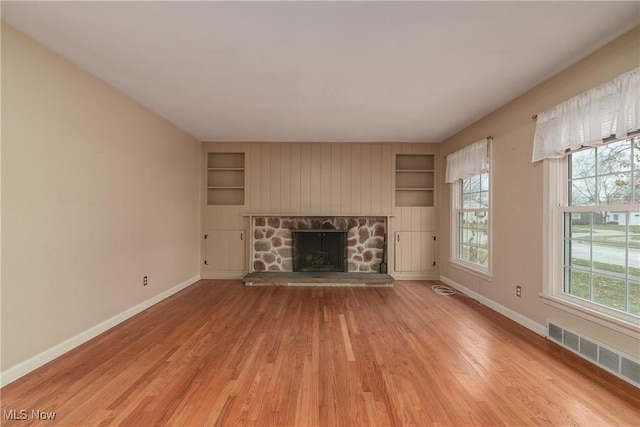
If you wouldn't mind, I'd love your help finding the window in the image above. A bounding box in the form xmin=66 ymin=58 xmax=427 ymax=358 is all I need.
xmin=534 ymin=67 xmax=639 ymax=335
xmin=446 ymin=138 xmax=492 ymax=277
xmin=564 ymin=137 xmax=639 ymax=316
xmin=456 ymin=172 xmax=490 ymax=271
xmin=543 ymin=136 xmax=639 ymax=335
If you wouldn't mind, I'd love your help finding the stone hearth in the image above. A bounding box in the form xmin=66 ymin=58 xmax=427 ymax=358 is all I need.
xmin=243 ymin=271 xmax=394 ymax=287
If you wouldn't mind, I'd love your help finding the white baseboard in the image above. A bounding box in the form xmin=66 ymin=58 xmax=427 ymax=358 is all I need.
xmin=391 ymin=273 xmax=439 ymax=281
xmin=201 ymin=272 xmax=246 ymax=280
xmin=439 ymin=275 xmax=546 ymax=337
xmin=1 ymin=274 xmax=201 ymax=387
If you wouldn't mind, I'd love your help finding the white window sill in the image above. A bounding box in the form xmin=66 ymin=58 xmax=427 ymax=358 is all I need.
xmin=540 ymin=293 xmax=640 ymax=338
xmin=448 ymin=259 xmax=493 ymax=281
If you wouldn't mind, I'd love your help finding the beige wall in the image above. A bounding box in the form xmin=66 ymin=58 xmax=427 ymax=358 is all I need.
xmin=438 ymin=26 xmax=640 ymax=356
xmin=1 ymin=24 xmax=201 ymax=371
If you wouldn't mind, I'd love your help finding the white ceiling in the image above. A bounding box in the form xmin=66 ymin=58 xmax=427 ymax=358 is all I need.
xmin=3 ymin=1 xmax=639 ymax=143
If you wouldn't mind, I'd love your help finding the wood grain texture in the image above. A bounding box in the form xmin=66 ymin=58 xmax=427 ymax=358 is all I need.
xmin=2 ymin=280 xmax=638 ymax=426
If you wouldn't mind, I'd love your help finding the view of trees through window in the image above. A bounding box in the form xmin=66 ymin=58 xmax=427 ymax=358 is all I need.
xmin=458 ymin=172 xmax=489 ymax=268
xmin=565 ymin=136 xmax=640 ymax=315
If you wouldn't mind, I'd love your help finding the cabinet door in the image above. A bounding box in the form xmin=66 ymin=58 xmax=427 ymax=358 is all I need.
xmin=394 ymin=231 xmax=436 ymax=272
xmin=204 ymin=230 xmax=246 ymax=273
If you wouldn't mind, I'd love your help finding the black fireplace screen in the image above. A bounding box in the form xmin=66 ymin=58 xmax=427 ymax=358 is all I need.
xmin=292 ymin=230 xmax=348 ymax=272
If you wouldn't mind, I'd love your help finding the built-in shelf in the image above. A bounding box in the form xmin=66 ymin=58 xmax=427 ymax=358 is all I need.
xmin=395 ymin=154 xmax=434 ymax=207
xmin=207 ymin=153 xmax=245 ymax=205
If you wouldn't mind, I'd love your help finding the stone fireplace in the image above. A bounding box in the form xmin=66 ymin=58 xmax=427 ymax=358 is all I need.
xmin=251 ymin=216 xmax=386 ymax=273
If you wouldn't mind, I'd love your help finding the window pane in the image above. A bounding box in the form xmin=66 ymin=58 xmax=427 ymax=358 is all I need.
xmin=459 ymin=244 xmax=488 ymax=267
xmin=630 ymin=281 xmax=640 ymax=316
xmin=598 ymin=173 xmax=632 ymax=204
xmin=462 ymin=198 xmax=481 ymax=209
xmin=477 ymin=232 xmax=487 ymax=248
xmin=460 ymin=243 xmax=468 ymax=260
xmin=591 ymin=215 xmax=626 ymax=277
xmin=462 ymin=173 xmax=488 ymax=209
xmin=461 ymin=211 xmax=476 ymax=226
xmin=460 ymin=227 xmax=474 ymax=244
xmin=480 ymin=173 xmax=490 ymax=192
xmin=570 ymin=178 xmax=596 ymax=206
xmin=565 ymin=268 xmax=591 ymax=299
xmin=570 ymin=148 xmax=595 ymax=179
xmin=566 ymin=213 xmax=592 ymax=240
xmin=475 ymin=211 xmax=488 ymax=228
xmin=462 ymin=175 xmax=481 ymax=194
xmin=476 ymin=248 xmax=489 ymax=266
xmin=592 ymin=274 xmax=626 ymax=311
xmin=630 ymin=219 xmax=640 ymax=282
xmin=566 ymin=212 xmax=592 ymax=268
xmin=479 ymin=190 xmax=488 ymax=206
xmin=569 ymin=256 xmax=592 ymax=271
xmin=598 ymin=140 xmax=631 ymax=173
xmin=634 ymin=137 xmax=640 ymax=203
xmin=569 ymin=149 xmax=597 ymax=206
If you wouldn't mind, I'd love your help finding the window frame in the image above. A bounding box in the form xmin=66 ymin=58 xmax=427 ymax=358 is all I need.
xmin=450 ymin=156 xmax=493 ymax=279
xmin=541 ymin=139 xmax=640 ymax=337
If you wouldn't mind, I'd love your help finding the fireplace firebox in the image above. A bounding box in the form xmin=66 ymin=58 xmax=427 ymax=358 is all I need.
xmin=292 ymin=230 xmax=348 ymax=272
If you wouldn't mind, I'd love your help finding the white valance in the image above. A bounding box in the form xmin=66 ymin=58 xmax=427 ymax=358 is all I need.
xmin=532 ymin=67 xmax=640 ymax=162
xmin=445 ymin=138 xmax=490 ymax=183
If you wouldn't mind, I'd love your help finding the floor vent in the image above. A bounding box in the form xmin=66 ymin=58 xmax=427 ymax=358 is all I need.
xmin=547 ymin=322 xmax=639 ymax=388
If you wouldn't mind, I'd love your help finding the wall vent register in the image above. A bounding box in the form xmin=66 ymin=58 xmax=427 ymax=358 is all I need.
xmin=547 ymin=322 xmax=640 ymax=387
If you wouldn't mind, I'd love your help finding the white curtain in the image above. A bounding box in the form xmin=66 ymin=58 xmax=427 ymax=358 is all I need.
xmin=445 ymin=138 xmax=489 ymax=183
xmin=532 ymin=67 xmax=640 ymax=162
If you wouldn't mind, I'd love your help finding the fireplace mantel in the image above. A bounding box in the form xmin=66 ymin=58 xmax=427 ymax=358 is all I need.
xmin=243 ymin=213 xmax=395 ymax=218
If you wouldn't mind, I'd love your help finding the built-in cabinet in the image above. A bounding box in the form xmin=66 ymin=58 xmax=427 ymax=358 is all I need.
xmin=391 ymin=149 xmax=438 ymax=279
xmin=394 ymin=231 xmax=436 ymax=273
xmin=203 ymin=229 xmax=246 ymax=276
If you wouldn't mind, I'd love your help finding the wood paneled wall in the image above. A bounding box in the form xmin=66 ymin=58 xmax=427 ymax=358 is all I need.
xmin=202 ymin=142 xmax=439 ymax=278
xmin=245 ymin=143 xmax=394 ymax=215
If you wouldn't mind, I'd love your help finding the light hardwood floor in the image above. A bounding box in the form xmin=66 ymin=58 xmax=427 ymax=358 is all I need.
xmin=2 ymin=280 xmax=639 ymax=426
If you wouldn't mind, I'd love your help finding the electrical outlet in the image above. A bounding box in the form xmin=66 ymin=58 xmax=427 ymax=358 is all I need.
xmin=143 ymin=276 xmax=148 ymax=286
xmin=516 ymin=285 xmax=522 ymax=297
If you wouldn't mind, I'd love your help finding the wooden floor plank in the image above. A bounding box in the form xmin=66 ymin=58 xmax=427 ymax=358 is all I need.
xmin=1 ymin=280 xmax=639 ymax=426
